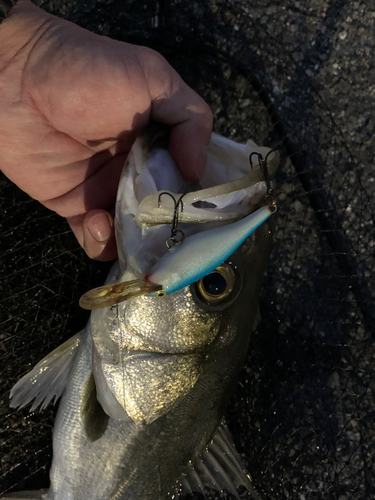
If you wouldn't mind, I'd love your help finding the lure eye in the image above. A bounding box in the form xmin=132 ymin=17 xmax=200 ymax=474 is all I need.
xmin=196 ymin=264 xmax=235 ymax=303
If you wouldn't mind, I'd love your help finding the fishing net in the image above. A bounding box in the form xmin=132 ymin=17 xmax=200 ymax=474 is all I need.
xmin=1 ymin=0 xmax=374 ymax=498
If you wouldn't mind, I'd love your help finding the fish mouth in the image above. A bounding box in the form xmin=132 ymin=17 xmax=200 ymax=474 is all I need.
xmin=113 ymin=129 xmax=279 ymax=280
xmin=79 ymin=128 xmax=280 ymax=310
xmin=135 ymin=149 xmax=279 ymax=226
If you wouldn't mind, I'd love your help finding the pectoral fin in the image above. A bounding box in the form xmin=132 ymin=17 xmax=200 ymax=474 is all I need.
xmin=180 ymin=422 xmax=262 ymax=500
xmin=10 ymin=332 xmax=82 ymax=411
xmin=81 ymin=373 xmax=109 ymax=442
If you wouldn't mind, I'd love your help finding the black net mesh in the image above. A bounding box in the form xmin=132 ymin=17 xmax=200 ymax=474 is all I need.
xmin=1 ymin=1 xmax=374 ymax=498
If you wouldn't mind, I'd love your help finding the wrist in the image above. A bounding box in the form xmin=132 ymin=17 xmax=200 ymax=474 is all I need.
xmin=0 ymin=0 xmax=51 ymax=71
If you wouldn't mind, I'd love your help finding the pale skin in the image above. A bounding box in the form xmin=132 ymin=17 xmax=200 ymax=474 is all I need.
xmin=0 ymin=0 xmax=213 ymax=260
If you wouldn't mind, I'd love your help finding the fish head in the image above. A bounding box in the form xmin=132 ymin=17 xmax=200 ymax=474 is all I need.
xmin=90 ymin=124 xmax=276 ymax=425
xmin=91 ymin=221 xmax=272 ymax=426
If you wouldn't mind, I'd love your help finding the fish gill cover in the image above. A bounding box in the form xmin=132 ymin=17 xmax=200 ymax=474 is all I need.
xmin=0 ymin=0 xmax=374 ymax=499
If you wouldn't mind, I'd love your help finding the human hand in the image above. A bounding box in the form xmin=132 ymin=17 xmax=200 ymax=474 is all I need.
xmin=0 ymin=0 xmax=212 ymax=260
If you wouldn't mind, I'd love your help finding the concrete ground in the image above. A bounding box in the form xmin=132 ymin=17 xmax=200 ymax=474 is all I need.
xmin=1 ymin=1 xmax=374 ymax=499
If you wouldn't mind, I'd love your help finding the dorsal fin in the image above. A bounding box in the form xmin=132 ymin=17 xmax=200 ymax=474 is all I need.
xmin=10 ymin=332 xmax=82 ymax=411
xmin=179 ymin=422 xmax=262 ymax=500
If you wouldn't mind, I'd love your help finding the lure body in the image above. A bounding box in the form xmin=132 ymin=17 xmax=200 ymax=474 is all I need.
xmin=79 ymin=205 xmax=273 ymax=310
xmin=147 ymin=205 xmax=272 ymax=294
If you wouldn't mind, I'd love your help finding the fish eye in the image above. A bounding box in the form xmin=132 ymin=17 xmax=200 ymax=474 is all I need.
xmin=196 ymin=264 xmax=236 ymax=304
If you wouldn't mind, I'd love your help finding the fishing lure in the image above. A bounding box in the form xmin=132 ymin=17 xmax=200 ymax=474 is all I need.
xmin=80 ymin=205 xmax=276 ymax=309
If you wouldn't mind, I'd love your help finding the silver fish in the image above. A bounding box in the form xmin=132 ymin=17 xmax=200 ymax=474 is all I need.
xmin=5 ymin=126 xmax=278 ymax=500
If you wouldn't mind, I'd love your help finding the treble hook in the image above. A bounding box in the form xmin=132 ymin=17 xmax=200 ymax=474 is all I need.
xmin=158 ymin=191 xmax=186 ymax=249
xmin=249 ymin=151 xmax=263 ymax=169
xmin=249 ymin=150 xmax=278 ymax=214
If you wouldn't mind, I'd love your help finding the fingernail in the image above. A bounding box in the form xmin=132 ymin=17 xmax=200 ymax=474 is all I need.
xmin=87 ymin=213 xmax=112 ymax=242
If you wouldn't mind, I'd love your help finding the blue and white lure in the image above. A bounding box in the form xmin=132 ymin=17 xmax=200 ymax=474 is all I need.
xmin=79 ymin=131 xmax=278 ymax=310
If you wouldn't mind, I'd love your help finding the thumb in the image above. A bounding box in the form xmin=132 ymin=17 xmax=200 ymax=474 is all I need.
xmin=136 ymin=47 xmax=213 ymax=180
